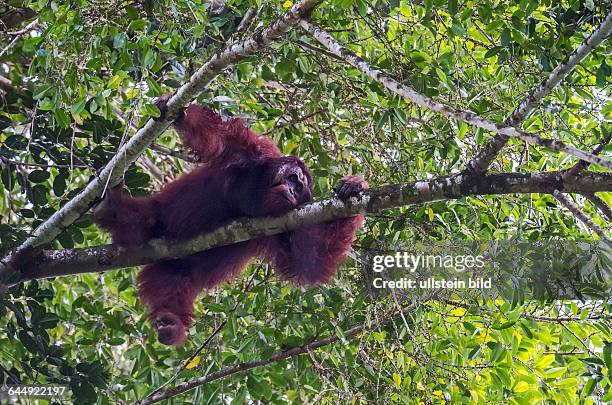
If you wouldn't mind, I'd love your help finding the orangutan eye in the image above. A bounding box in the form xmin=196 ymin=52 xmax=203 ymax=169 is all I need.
xmin=288 ymin=174 xmax=299 ymax=183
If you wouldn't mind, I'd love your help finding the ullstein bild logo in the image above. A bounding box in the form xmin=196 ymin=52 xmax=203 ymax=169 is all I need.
xmin=371 ymin=276 xmax=492 ymax=290
xmin=370 ymin=252 xmax=491 ymax=290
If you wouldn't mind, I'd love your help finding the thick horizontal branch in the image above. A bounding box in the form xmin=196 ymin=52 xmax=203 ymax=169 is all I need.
xmin=300 ymin=21 xmax=612 ymax=171
xmin=0 ymin=0 xmax=323 ymax=283
xmin=11 ymin=170 xmax=612 ymax=285
xmin=467 ymin=13 xmax=612 ymax=173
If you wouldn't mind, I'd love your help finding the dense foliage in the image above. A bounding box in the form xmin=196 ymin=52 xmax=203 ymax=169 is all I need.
xmin=0 ymin=0 xmax=610 ymax=403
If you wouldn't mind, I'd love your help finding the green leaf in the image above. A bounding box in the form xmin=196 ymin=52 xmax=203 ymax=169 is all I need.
xmin=514 ymin=381 xmax=529 ymax=392
xmin=28 ymin=170 xmax=50 ymax=183
xmin=71 ymin=97 xmax=87 ymax=117
xmin=544 ymin=367 xmax=567 ymax=378
xmin=582 ymin=378 xmax=596 ymax=397
xmin=54 ymin=108 xmax=71 ymax=128
xmin=18 ymin=331 xmax=39 ymax=354
xmin=596 ymin=60 xmax=610 ymax=87
xmin=488 ymin=342 xmax=505 ymax=362
xmin=556 ymin=378 xmax=578 ymax=388
xmin=33 ymin=84 xmax=53 ymax=100
xmin=261 ymin=65 xmax=274 ymax=81
xmin=20 ymin=209 xmax=35 ymax=218
xmin=146 ymin=78 xmax=162 ymax=96
xmin=57 ymin=231 xmax=73 ymax=248
xmin=604 ymin=342 xmax=611 ymax=371
xmin=34 ymin=313 xmax=59 ymax=329
xmin=410 ymin=50 xmax=430 ymax=64
xmin=113 ymin=33 xmax=127 ymax=49
xmin=500 ymin=28 xmax=511 ymax=47
xmin=31 ymin=185 xmax=48 ymax=205
xmin=73 ymin=381 xmax=97 ymax=403
xmin=143 ymin=49 xmax=156 ymax=68
xmin=451 ymin=20 xmax=466 ymax=36
xmin=0 ymin=114 xmax=11 ymax=130
xmin=494 ymin=320 xmax=516 ymax=330
xmin=108 ymin=73 xmax=125 ymax=89
xmin=142 ymin=103 xmax=161 ymax=118
xmin=275 ymin=59 xmax=294 ymax=79
xmin=53 ymin=172 xmax=67 ymax=196
xmin=392 ymin=373 xmax=402 ymax=388
xmin=535 ymin=354 xmax=555 ymax=369
xmin=484 ymin=46 xmax=501 ymax=58
xmin=247 ymin=375 xmax=272 ymax=400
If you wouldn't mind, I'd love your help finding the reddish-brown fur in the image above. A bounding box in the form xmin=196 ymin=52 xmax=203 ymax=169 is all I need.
xmin=93 ymin=102 xmax=367 ymax=346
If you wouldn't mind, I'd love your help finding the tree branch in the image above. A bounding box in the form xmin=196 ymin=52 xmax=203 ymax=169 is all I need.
xmin=521 ymin=314 xmax=611 ymax=322
xmin=0 ymin=75 xmax=20 ymax=93
xmin=0 ymin=0 xmax=324 ymax=284
xmin=466 ymin=13 xmax=612 ymax=173
xmin=0 ymin=18 xmax=39 ymax=59
xmin=553 ymin=190 xmax=612 ymax=247
xmin=8 ymin=170 xmax=612 ymax=285
xmin=149 ymin=144 xmax=195 ymax=162
xmin=563 ymin=132 xmax=612 ymax=180
xmin=551 ymin=135 xmax=612 ymax=242
xmin=0 ymin=7 xmax=36 ymax=31
xmin=110 ymin=103 xmax=195 ymax=163
xmin=299 ymin=21 xmax=612 ymax=170
xmin=235 ymin=7 xmax=257 ymax=35
xmin=582 ymin=192 xmax=612 ymax=222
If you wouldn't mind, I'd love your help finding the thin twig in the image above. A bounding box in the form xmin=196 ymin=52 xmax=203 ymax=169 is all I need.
xmin=150 ymin=144 xmax=194 ymax=162
xmin=553 ymin=190 xmax=612 ymax=248
xmin=261 ymin=108 xmax=326 ymax=135
xmin=0 ymin=18 xmax=39 ymax=59
xmin=295 ymin=38 xmax=344 ymax=61
xmin=555 ymin=134 xmax=612 ymax=232
xmin=235 ymin=7 xmax=257 ymax=34
xmin=262 ymin=80 xmax=305 ymax=93
xmin=0 ymin=157 xmax=89 ymax=169
xmin=110 ymin=103 xmax=195 ymax=163
xmin=563 ymin=133 xmax=612 ymax=181
xmin=522 ymin=314 xmax=610 ymax=322
xmin=582 ymin=192 xmax=612 ymax=222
